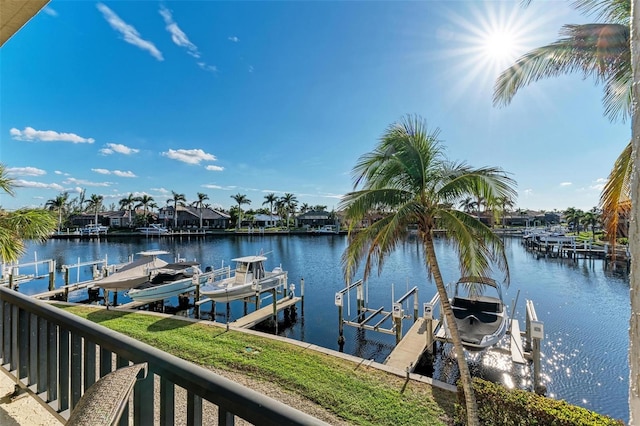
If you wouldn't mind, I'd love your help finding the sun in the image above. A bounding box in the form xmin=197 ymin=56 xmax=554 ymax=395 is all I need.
xmin=482 ymin=30 xmax=518 ymax=61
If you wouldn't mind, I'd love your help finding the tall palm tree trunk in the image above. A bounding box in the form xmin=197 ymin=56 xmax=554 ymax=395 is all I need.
xmin=629 ymin=1 xmax=640 ymax=420
xmin=423 ymin=232 xmax=479 ymax=426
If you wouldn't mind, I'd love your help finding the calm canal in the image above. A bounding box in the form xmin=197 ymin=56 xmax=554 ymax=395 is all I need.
xmin=14 ymin=234 xmax=630 ymax=423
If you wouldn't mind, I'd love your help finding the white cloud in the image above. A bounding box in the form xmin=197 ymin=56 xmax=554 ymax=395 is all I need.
xmin=151 ymin=187 xmax=169 ymax=194
xmin=64 ymin=177 xmax=111 ymax=187
xmin=13 ymin=180 xmax=64 ymax=191
xmin=559 ymin=182 xmax=572 ymax=187
xmin=43 ymin=7 xmax=58 ymax=17
xmin=113 ymin=170 xmax=136 ymax=178
xmin=10 ymin=127 xmax=95 ymax=143
xmin=228 ymin=36 xmax=239 ymax=42
xmin=197 ymin=62 xmax=218 ymax=73
xmin=159 ymin=5 xmax=218 ymax=72
xmin=206 ymin=165 xmax=224 ymax=172
xmin=248 ymin=65 xmax=254 ymax=73
xmin=54 ymin=170 xmax=71 ymax=176
xmin=523 ymin=189 xmax=533 ymax=197
xmin=159 ymin=5 xmax=199 ymax=58
xmin=6 ymin=167 xmax=46 ymax=177
xmin=162 ymin=148 xmax=216 ymax=165
xmin=97 ymin=3 xmax=163 ymax=61
xmin=590 ymin=183 xmax=605 ymax=191
xmin=91 ymin=168 xmax=137 ymax=178
xmin=202 ymin=184 xmax=235 ymax=190
xmin=99 ymin=143 xmax=140 ymax=155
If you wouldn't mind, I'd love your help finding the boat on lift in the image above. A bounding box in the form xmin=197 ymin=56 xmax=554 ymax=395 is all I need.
xmin=200 ymin=255 xmax=287 ymax=303
xmin=442 ymin=276 xmax=509 ymax=351
xmin=126 ymin=261 xmax=204 ymax=303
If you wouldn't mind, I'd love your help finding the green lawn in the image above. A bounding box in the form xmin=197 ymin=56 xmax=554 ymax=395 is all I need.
xmin=61 ymin=305 xmax=456 ymax=425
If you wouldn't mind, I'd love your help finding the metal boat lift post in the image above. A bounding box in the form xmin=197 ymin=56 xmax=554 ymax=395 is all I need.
xmin=525 ymin=299 xmax=545 ymax=394
xmin=2 ymin=258 xmax=56 ymax=291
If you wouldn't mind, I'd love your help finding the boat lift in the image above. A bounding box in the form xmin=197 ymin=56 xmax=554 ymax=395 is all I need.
xmin=335 ymin=279 xmax=420 ymax=346
xmin=1 ymin=256 xmax=56 ymax=290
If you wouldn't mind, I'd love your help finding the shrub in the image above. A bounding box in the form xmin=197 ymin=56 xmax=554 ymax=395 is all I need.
xmin=454 ymin=379 xmax=624 ymax=426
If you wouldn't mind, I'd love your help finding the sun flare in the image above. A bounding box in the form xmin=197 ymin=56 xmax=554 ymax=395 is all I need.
xmin=482 ymin=30 xmax=518 ymax=61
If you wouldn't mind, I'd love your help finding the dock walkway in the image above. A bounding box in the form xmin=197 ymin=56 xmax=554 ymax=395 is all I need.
xmin=384 ymin=318 xmax=432 ymax=372
xmin=230 ymin=297 xmax=300 ymax=328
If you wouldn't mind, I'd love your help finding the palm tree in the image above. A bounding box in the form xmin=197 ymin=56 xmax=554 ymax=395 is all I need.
xmin=192 ymin=192 xmax=210 ymax=229
xmin=564 ymin=207 xmax=584 ymax=233
xmin=167 ymin=191 xmax=186 ymax=229
xmin=135 ymin=195 xmax=155 ymax=226
xmin=340 ymin=115 xmax=516 ymax=426
xmin=119 ymin=193 xmax=137 ymax=227
xmin=85 ymin=194 xmax=104 ymax=228
xmin=263 ymin=193 xmax=278 ymax=225
xmin=231 ymin=193 xmax=251 ymax=230
xmin=0 ymin=164 xmax=56 ymax=262
xmin=582 ymin=207 xmax=601 ymax=240
xmin=496 ymin=196 xmax=515 ymax=228
xmin=281 ymin=193 xmax=298 ymax=229
xmin=45 ymin=192 xmax=69 ymax=233
xmin=299 ymin=203 xmax=310 ymax=214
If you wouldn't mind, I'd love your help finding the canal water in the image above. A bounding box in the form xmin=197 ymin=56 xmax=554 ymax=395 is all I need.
xmin=12 ymin=234 xmax=630 ymax=423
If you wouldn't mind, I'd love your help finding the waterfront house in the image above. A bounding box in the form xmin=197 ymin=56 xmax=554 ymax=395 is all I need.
xmin=296 ymin=210 xmax=336 ymax=228
xmin=250 ymin=213 xmax=282 ymax=228
xmin=158 ymin=205 xmax=230 ymax=229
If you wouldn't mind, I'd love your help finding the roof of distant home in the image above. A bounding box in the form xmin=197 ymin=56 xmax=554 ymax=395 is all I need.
xmin=0 ymin=0 xmax=49 ymax=47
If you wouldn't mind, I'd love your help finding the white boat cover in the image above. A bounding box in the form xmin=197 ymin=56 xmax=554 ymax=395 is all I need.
xmin=94 ymin=256 xmax=168 ymax=291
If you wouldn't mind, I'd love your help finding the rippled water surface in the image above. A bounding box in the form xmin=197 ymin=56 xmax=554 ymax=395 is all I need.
xmin=15 ymin=235 xmax=630 ymax=422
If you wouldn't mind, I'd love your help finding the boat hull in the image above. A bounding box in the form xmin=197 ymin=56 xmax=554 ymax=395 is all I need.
xmin=127 ymin=279 xmax=197 ymax=303
xmin=201 ymin=275 xmax=284 ymax=303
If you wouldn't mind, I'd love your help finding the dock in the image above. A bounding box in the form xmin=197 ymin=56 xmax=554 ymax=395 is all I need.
xmin=32 ymin=280 xmax=95 ymax=299
xmin=384 ymin=317 xmax=435 ymax=372
xmin=230 ymin=296 xmax=300 ymax=328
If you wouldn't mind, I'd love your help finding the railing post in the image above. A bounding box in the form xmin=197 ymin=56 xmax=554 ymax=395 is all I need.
xmin=159 ymin=377 xmax=174 ymax=426
xmin=58 ymin=327 xmax=70 ymax=413
xmin=49 ymin=260 xmax=55 ymax=291
xmin=18 ymin=308 xmax=29 ymax=380
xmin=71 ymin=333 xmax=82 ymax=410
xmin=37 ymin=316 xmax=47 ymax=394
xmin=187 ymin=391 xmax=203 ymax=425
xmin=47 ymin=322 xmax=57 ymax=403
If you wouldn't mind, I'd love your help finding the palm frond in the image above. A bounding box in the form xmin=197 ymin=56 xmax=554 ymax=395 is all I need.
xmin=572 ymin=0 xmax=630 ymax=24
xmin=493 ymin=23 xmax=630 ymax=121
xmin=342 ymin=202 xmax=417 ymax=282
xmin=438 ymin=210 xmax=510 ymax=286
xmin=0 ymin=164 xmax=16 ymax=197
xmin=599 ymin=141 xmax=632 ymax=246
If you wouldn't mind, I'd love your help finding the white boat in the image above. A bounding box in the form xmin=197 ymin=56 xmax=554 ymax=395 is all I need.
xmin=126 ymin=261 xmax=204 ymax=303
xmin=200 ymin=255 xmax=287 ymax=303
xmin=80 ymin=224 xmax=109 ymax=236
xmin=137 ymin=224 xmax=170 ymax=235
xmin=94 ymin=250 xmax=171 ymax=291
xmin=313 ymin=225 xmax=339 ymax=234
xmin=442 ymin=276 xmax=509 ymax=351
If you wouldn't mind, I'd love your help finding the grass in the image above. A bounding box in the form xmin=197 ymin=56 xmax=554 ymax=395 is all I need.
xmin=60 ymin=305 xmax=456 ymax=425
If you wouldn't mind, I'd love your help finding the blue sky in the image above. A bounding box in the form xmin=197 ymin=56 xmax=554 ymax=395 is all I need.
xmin=0 ymin=1 xmax=630 ymax=212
